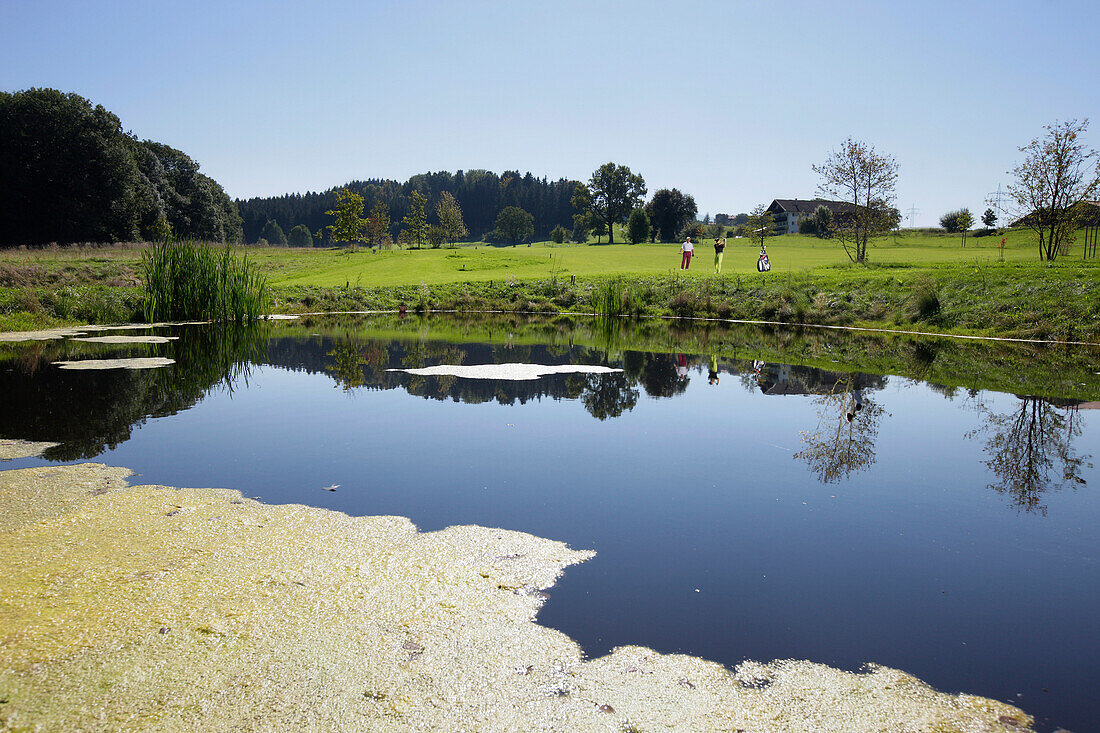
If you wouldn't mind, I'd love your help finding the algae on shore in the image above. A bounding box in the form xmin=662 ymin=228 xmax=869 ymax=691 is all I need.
xmin=0 ymin=439 xmax=59 ymax=461
xmin=0 ymin=464 xmax=1033 ymax=731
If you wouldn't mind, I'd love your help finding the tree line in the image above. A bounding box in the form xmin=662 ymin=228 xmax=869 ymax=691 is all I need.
xmin=0 ymin=89 xmax=242 ymax=246
xmin=237 ymin=170 xmax=581 ymax=245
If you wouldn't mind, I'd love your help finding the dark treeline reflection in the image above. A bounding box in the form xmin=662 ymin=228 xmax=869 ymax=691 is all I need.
xmin=0 ymin=324 xmax=269 ymax=460
xmin=0 ymin=322 xmax=1093 ymax=514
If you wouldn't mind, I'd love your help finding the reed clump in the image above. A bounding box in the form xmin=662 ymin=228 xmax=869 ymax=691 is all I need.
xmin=142 ymin=241 xmax=268 ymax=323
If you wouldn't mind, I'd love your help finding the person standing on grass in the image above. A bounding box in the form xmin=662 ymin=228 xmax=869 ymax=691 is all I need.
xmin=713 ymin=237 xmax=726 ymax=274
xmin=681 ymin=237 xmax=694 ymax=270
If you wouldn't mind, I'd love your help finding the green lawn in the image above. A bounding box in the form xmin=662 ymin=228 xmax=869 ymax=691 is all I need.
xmin=262 ymin=230 xmax=1041 ymax=287
xmin=0 ymin=229 xmax=1058 ymax=289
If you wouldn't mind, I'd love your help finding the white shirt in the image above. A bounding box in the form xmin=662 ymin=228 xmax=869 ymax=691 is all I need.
xmin=681 ymin=241 xmax=694 ymax=253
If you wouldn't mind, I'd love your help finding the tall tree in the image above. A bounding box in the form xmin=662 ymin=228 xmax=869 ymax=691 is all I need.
xmin=0 ymin=88 xmax=142 ymax=244
xmin=493 ymin=206 xmax=534 ymax=245
xmin=645 ymin=189 xmax=698 ymax=242
xmin=436 ymin=191 xmax=467 ymax=247
xmin=402 ymin=190 xmax=429 ymax=249
xmin=813 ymin=138 xmax=899 ymax=263
xmin=326 ymin=188 xmax=366 ymax=250
xmin=583 ymin=163 xmax=647 ymax=244
xmin=1008 ymin=119 xmax=1100 ymax=261
xmin=365 ymin=200 xmax=391 ymax=248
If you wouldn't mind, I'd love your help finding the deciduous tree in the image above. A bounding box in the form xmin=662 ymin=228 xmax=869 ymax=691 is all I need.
xmin=583 ymin=163 xmax=646 ymax=244
xmin=287 ymin=224 xmax=313 ymax=247
xmin=981 ymin=208 xmax=998 ymax=229
xmin=645 ymin=188 xmax=698 ymax=242
xmin=745 ymin=204 xmax=775 ymax=250
xmin=260 ymin=219 xmax=287 ymax=246
xmin=365 ymin=200 xmax=391 ymax=248
xmin=813 ymin=138 xmax=899 ymax=263
xmin=402 ymin=190 xmax=429 ymax=249
xmin=1008 ymin=118 xmax=1100 ymax=261
xmin=626 ymin=209 xmax=650 ymax=244
xmin=326 ymin=188 xmax=366 ymax=250
xmin=435 ymin=191 xmax=467 ymax=247
xmin=493 ymin=206 xmax=534 ymax=245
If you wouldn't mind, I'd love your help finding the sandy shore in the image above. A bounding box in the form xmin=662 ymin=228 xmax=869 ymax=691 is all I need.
xmin=0 ymin=463 xmax=1033 ymax=731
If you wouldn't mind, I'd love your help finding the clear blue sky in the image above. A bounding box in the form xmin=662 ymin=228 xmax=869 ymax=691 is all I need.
xmin=3 ymin=0 xmax=1097 ymax=226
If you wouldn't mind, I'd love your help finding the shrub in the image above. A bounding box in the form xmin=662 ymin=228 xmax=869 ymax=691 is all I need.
xmin=287 ymin=224 xmax=313 ymax=247
xmin=668 ymin=291 xmax=699 ymax=318
xmin=549 ymin=225 xmax=568 ymax=244
xmin=906 ymin=277 xmax=941 ymax=321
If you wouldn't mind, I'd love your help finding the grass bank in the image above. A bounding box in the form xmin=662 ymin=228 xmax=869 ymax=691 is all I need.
xmin=269 ymin=259 xmax=1100 ymax=342
xmin=1 ymin=232 xmax=1098 ymax=341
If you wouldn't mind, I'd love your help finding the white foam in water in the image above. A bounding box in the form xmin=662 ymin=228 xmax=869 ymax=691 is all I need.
xmin=389 ymin=363 xmax=623 ymax=381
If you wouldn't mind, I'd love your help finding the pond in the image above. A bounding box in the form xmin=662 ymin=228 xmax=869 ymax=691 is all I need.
xmin=1 ymin=314 xmax=1097 ymax=732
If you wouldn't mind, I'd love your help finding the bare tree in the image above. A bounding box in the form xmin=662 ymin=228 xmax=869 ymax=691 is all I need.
xmin=813 ymin=138 xmax=899 ymax=263
xmin=1008 ymin=119 xmax=1100 ymax=261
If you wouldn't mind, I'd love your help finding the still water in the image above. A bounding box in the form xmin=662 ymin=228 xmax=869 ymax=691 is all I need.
xmin=2 ymin=316 xmax=1097 ymax=731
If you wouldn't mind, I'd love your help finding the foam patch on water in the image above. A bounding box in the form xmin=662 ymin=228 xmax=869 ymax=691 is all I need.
xmin=0 ymin=328 xmax=89 ymax=342
xmin=53 ymin=357 xmax=175 ymax=370
xmin=71 ymin=335 xmax=178 ymax=344
xmin=389 ymin=363 xmax=623 ymax=381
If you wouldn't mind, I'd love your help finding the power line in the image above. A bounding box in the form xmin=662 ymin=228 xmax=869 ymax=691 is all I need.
xmin=905 ymin=205 xmax=919 ymax=228
xmin=986 ymin=184 xmax=1011 ymax=218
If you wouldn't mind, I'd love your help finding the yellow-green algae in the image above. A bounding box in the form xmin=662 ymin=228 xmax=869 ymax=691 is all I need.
xmin=0 ymin=440 xmax=59 ymax=462
xmin=0 ymin=464 xmax=1033 ymax=732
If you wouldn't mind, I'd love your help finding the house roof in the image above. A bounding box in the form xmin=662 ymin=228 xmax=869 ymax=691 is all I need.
xmin=767 ymin=198 xmax=859 ymax=215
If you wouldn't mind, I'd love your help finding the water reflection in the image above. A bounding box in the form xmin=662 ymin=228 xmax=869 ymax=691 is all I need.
xmin=0 ymin=324 xmax=268 ymax=460
xmin=967 ymin=396 xmax=1092 ymax=515
xmin=0 ymin=316 xmax=1095 ymax=516
xmin=794 ymin=376 xmax=887 ymax=484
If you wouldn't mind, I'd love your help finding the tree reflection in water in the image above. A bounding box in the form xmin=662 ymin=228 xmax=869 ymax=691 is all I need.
xmin=967 ymin=396 xmax=1091 ymax=515
xmin=794 ymin=377 xmax=886 ymax=484
xmin=325 ymin=341 xmax=368 ymax=391
xmin=578 ymin=372 xmax=639 ymax=420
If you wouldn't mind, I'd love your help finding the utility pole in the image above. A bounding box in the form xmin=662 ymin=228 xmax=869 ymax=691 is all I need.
xmin=905 ymin=205 xmax=919 ymax=228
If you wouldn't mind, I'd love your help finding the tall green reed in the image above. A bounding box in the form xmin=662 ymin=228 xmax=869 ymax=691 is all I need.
xmin=142 ymin=240 xmax=269 ymax=323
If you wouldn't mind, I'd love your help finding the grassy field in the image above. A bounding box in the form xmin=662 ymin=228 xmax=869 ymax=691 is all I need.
xmin=2 ymin=229 xmax=1098 ymax=341
xmin=0 ymin=230 xmax=1042 ymax=288
xmin=262 ymin=230 xmax=1044 ymax=287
